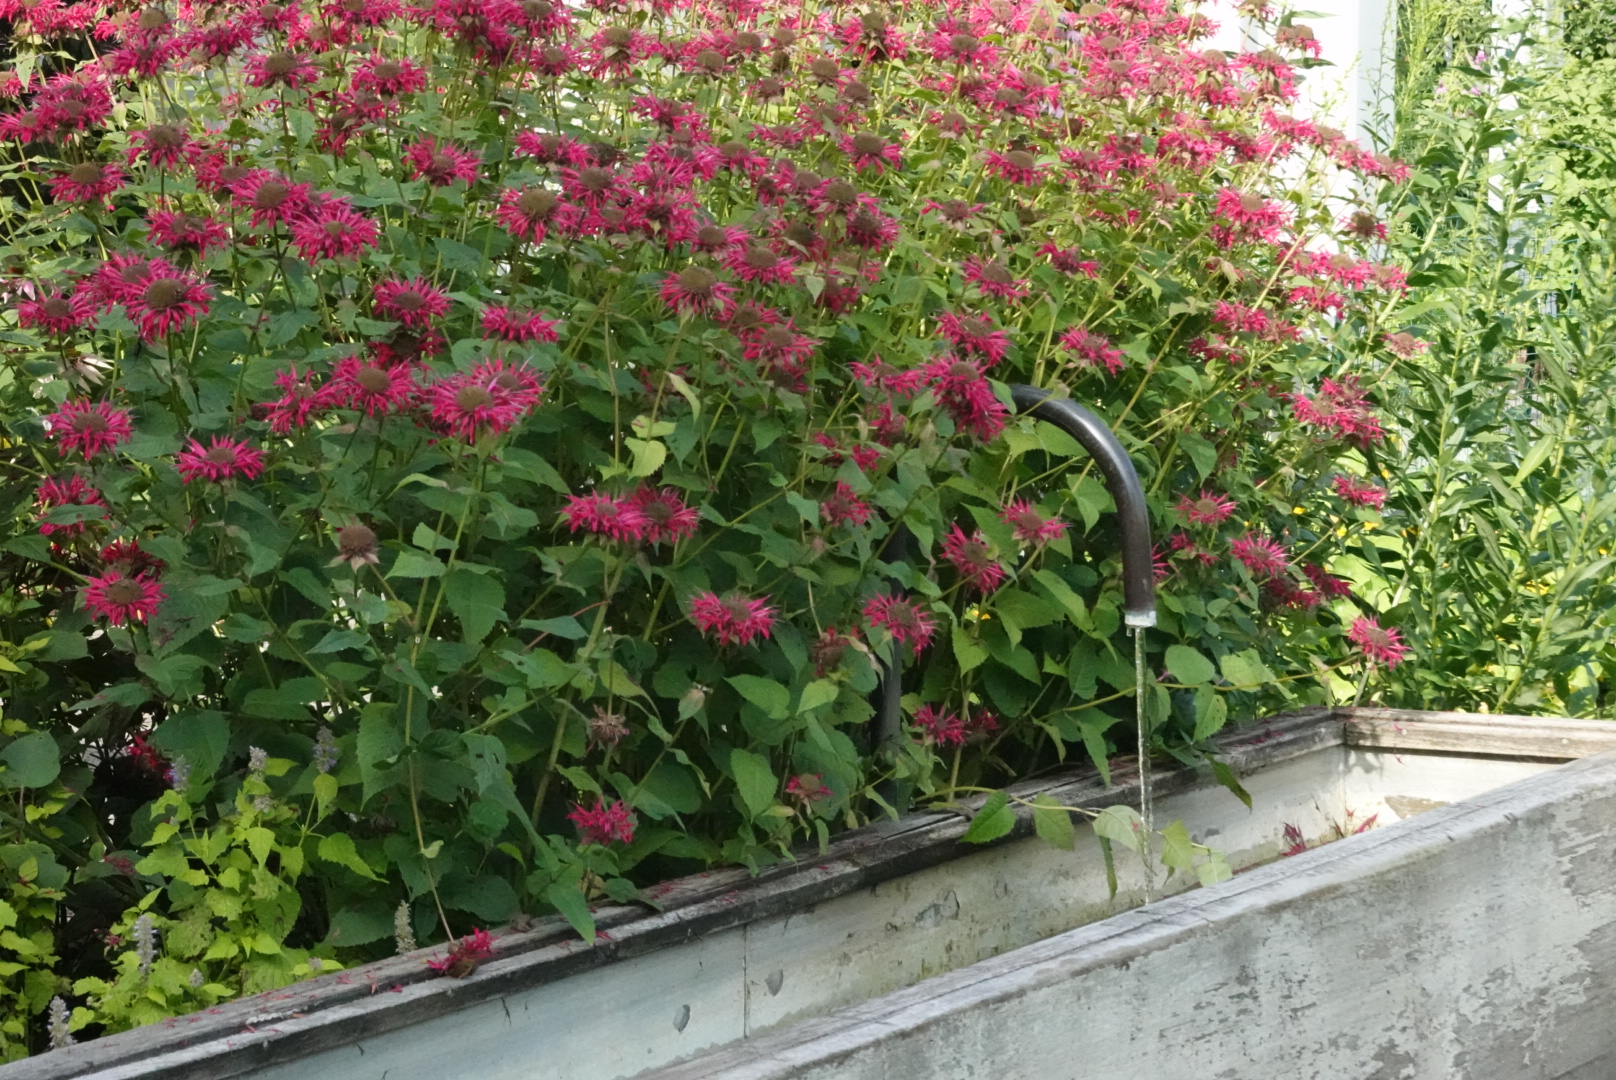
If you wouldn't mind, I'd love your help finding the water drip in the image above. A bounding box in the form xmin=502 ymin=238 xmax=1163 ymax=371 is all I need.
xmin=1134 ymin=625 xmax=1155 ymax=902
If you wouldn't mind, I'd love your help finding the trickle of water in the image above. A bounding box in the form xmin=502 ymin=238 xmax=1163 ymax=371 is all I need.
xmin=1134 ymin=626 xmax=1155 ymax=902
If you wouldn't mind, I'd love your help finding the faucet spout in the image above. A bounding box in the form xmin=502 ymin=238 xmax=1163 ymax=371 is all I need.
xmin=1009 ymin=385 xmax=1156 ymax=629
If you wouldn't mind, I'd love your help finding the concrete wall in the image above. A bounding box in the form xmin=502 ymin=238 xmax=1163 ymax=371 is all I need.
xmin=643 ymin=750 xmax=1616 ymax=1080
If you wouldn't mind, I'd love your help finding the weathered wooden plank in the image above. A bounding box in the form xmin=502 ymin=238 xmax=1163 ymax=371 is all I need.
xmin=1342 ymin=708 xmax=1616 ymax=760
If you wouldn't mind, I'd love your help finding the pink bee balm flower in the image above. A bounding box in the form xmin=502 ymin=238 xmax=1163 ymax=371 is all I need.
xmin=561 ymin=492 xmax=645 ymax=542
xmin=567 ymin=799 xmax=636 ymax=846
xmin=923 ymin=355 xmax=1009 ymax=442
xmin=1333 ymin=475 xmax=1387 ymax=509
xmin=721 ymin=243 xmax=797 ymax=286
xmin=18 ymin=292 xmax=86 ymax=336
xmin=1176 ymin=490 xmax=1236 ymax=526
xmin=147 ymin=210 xmax=231 ymax=255
xmin=244 ymin=49 xmax=321 ymax=89
xmin=786 ymin=773 xmax=831 ymax=805
xmin=49 ymin=161 xmax=125 ymax=204
xmin=230 ymin=170 xmax=312 ymax=230
xmin=1058 ymin=326 xmax=1125 ymax=375
xmin=36 ymin=474 xmax=106 ymax=537
xmin=372 ymin=276 xmax=451 ymax=328
xmin=352 ymin=55 xmax=427 ymax=96
xmin=982 ymin=148 xmax=1044 ymax=186
xmin=289 ymin=199 xmax=379 ymax=262
xmin=821 ymin=482 xmax=872 ymax=528
xmin=425 ymin=928 xmax=495 ymax=977
xmin=942 ymin=524 xmax=1006 ymax=593
xmin=862 ymin=593 xmax=937 ymax=651
xmin=176 ymin=436 xmax=266 ymax=484
xmin=1231 ymin=533 xmax=1289 ymax=578
xmin=264 ymin=365 xmax=323 ymax=434
xmin=321 ymin=355 xmax=418 ymax=416
xmin=83 ymin=570 xmax=165 ymax=626
xmin=935 ymin=311 xmax=1010 ymax=366
xmin=1211 ymin=187 xmax=1289 ymax=246
xmin=689 ymin=590 xmax=777 ymax=648
xmin=46 ymin=400 xmax=133 ymax=459
xmin=840 ymin=130 xmax=902 ymax=174
xmin=626 ymin=487 xmax=700 ymax=545
xmin=913 ymin=704 xmax=997 ymax=747
xmin=962 ymin=257 xmax=1029 ymax=300
xmin=660 ymin=265 xmax=735 ymax=318
xmin=481 ymin=305 xmax=560 ymax=344
xmin=428 ymin=360 xmax=543 ymax=441
xmin=124 ymin=268 xmax=211 ymax=343
xmin=999 ymin=499 xmax=1067 ymax=544
xmin=494 ymin=186 xmax=578 ymax=244
xmin=1348 ymin=616 xmax=1410 ymax=668
xmin=404 ymin=136 xmax=481 ymax=187
xmin=126 ymin=123 xmax=192 ymax=170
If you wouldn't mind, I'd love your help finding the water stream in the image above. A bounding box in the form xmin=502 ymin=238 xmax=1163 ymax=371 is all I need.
xmin=1134 ymin=626 xmax=1155 ymax=902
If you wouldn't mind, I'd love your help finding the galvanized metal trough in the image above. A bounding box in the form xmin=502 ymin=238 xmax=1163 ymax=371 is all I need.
xmin=11 ymin=707 xmax=1616 ymax=1080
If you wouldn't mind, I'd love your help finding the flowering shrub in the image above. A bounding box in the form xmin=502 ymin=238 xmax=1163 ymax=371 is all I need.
xmin=0 ymin=0 xmax=1415 ymax=1052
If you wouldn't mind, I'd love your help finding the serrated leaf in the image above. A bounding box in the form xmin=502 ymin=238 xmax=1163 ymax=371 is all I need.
xmin=727 ymin=675 xmax=790 ymax=719
xmin=1165 ymin=644 xmax=1215 ymax=685
xmin=318 ymin=832 xmax=382 ymax=881
xmin=1092 ymin=804 xmax=1144 ymax=853
xmin=1192 ymin=685 xmax=1228 ymax=741
xmin=546 ymin=882 xmax=596 ymax=944
xmin=0 ymin=733 xmax=58 ymax=789
xmin=961 ymin=790 xmax=1015 ymax=844
xmin=729 ymin=748 xmax=777 ymax=818
xmin=953 ymin=624 xmax=988 ymax=673
xmin=388 ymin=548 xmax=447 ymax=579
xmin=1031 ymin=792 xmax=1075 ymax=850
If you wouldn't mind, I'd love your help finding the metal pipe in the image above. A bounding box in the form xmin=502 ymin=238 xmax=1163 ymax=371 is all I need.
xmin=1008 ymin=384 xmax=1156 ymax=629
xmin=869 ymin=388 xmax=1156 ymax=814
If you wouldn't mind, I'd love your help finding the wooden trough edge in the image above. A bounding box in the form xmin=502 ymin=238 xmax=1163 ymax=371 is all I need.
xmin=8 ymin=706 xmax=1600 ymax=1080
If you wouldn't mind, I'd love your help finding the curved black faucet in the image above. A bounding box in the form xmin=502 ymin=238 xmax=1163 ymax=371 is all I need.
xmin=871 ymin=385 xmax=1156 ymax=809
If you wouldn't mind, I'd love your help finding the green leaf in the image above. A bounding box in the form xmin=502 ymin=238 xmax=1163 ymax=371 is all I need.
xmin=1160 ymin=820 xmax=1195 ymax=873
xmin=1179 ymin=431 xmax=1218 ymax=479
xmin=388 ymin=548 xmax=447 ymax=578
xmin=953 ymin=624 xmax=988 ymax=673
xmin=309 ymin=629 xmax=370 ymax=655
xmin=625 ymin=437 xmax=667 ymax=478
xmin=0 ymin=733 xmax=59 ymax=789
xmin=1197 ymin=850 xmax=1234 ymax=886
xmin=727 ymin=674 xmax=790 ymax=719
xmin=545 ymin=882 xmax=596 ymax=945
xmin=1192 ymin=685 xmax=1228 ymax=741
xmin=318 ymin=832 xmax=382 ymax=881
xmin=1092 ymin=804 xmax=1144 ymax=853
xmin=1219 ymin=649 xmax=1275 ymax=688
xmin=961 ymin=790 xmax=1015 ymax=844
xmin=1513 ymin=431 xmax=1556 ymax=484
xmin=1165 ymin=644 xmax=1215 ymax=685
xmin=1209 ymin=758 xmax=1252 ymax=809
xmin=797 ymin=679 xmax=839 ymax=713
xmin=445 ymin=567 xmax=506 ymax=643
xmin=244 ymin=826 xmax=276 ymax=866
xmin=729 ymin=748 xmax=777 ymax=818
xmin=152 ymin=710 xmax=230 ymax=782
xmin=1031 ymin=792 xmax=1075 ymax=850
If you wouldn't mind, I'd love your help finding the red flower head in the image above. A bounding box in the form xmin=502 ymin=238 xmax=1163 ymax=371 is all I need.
xmin=936 ymin=311 xmax=1010 ymax=366
xmin=999 ymin=499 xmax=1066 ymax=545
xmin=289 ymin=199 xmax=379 ymax=261
xmin=428 ymin=360 xmax=543 ymax=441
xmin=721 ymin=243 xmax=797 ymax=286
xmin=244 ymin=49 xmax=321 ymax=89
xmin=567 ymin=799 xmax=636 ymax=846
xmin=372 ymin=277 xmax=451 ymax=328
xmin=36 ymin=474 xmax=107 ymax=537
xmin=176 ymin=436 xmax=266 ymax=484
xmin=1333 ymin=475 xmax=1387 ymax=509
xmin=821 ymin=482 xmax=872 ymax=529
xmin=320 ymin=355 xmax=418 ymax=416
xmin=963 ymin=257 xmax=1029 ymax=301
xmin=942 ymin=524 xmax=1005 ymax=593
xmin=1058 ymin=326 xmax=1126 ymax=375
xmin=126 ymin=123 xmax=192 ymax=170
xmin=982 ymin=148 xmax=1045 ymax=186
xmin=83 ymin=570 xmax=165 ymax=626
xmin=1231 ymin=533 xmax=1289 ymax=578
xmin=124 ymin=267 xmax=211 ymax=343
xmin=495 ymin=186 xmax=578 ymax=244
xmin=626 ymin=487 xmax=699 ymax=545
xmin=18 ymin=292 xmax=86 ymax=336
xmin=1176 ymin=490 xmax=1236 ymax=526
xmin=1212 ymin=187 xmax=1289 ymax=246
xmin=50 ymin=162 xmax=125 ymax=204
xmin=100 ymin=539 xmax=165 ymax=576
xmin=1348 ymin=616 xmax=1409 ymax=668
xmin=862 ymin=593 xmax=936 ymax=651
xmin=352 ymin=54 xmax=428 ymax=96
xmin=481 ymin=305 xmax=560 ymax=344
xmin=840 ymin=130 xmax=902 ymax=174
xmin=231 ymin=170 xmax=313 ymax=230
xmin=786 ymin=773 xmax=832 ymax=805
xmin=404 ymin=137 xmax=481 ymax=187
xmin=426 ymin=928 xmax=495 ymax=978
xmin=660 ymin=266 xmax=734 ymax=318
xmin=265 ymin=364 xmax=324 ymax=434
xmin=923 ymin=355 xmax=1008 ymax=442
xmin=561 ymin=492 xmax=645 ymax=542
xmin=689 ymin=590 xmax=777 ymax=647
xmin=147 ymin=211 xmax=231 ymax=255
xmin=46 ymin=400 xmax=133 ymax=459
